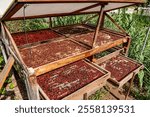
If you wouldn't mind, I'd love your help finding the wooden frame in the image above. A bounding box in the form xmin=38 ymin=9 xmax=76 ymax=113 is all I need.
xmin=37 ymin=60 xmax=110 ymax=100
xmin=94 ymin=54 xmax=144 ymax=87
xmin=1 ymin=0 xmax=145 ymax=20
xmin=17 ymin=0 xmax=146 ymax=3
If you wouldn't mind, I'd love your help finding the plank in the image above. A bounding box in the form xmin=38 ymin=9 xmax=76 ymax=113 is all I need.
xmin=0 ymin=56 xmax=15 ymax=89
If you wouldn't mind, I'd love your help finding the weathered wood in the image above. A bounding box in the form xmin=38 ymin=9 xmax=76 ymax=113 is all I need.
xmin=93 ymin=48 xmax=123 ymax=64
xmin=0 ymin=56 xmax=15 ymax=89
xmin=0 ymin=41 xmax=8 ymax=63
xmin=105 ymin=13 xmax=127 ymax=34
xmin=123 ymin=37 xmax=131 ymax=56
xmin=92 ymin=5 xmax=104 ymax=48
xmin=35 ymin=38 xmax=127 ymax=76
xmin=28 ymin=75 xmax=40 ymax=100
xmin=125 ymin=72 xmax=136 ymax=100
xmin=2 ymin=23 xmax=26 ymax=67
xmin=105 ymin=81 xmax=126 ymax=100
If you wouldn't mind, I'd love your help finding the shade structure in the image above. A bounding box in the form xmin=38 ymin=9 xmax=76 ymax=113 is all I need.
xmin=0 ymin=0 xmax=146 ymax=20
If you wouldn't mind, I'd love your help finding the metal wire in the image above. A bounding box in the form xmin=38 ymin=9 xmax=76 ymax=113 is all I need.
xmin=23 ymin=4 xmax=32 ymax=61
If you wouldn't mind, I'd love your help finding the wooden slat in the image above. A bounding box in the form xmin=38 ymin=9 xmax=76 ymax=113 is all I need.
xmin=0 ymin=56 xmax=15 ymax=89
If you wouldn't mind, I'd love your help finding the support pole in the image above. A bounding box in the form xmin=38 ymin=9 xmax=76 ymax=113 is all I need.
xmin=49 ymin=17 xmax=53 ymax=28
xmin=125 ymin=72 xmax=136 ymax=100
xmin=92 ymin=5 xmax=104 ymax=48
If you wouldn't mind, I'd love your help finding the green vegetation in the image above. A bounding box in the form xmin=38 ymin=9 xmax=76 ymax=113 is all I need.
xmin=1 ymin=6 xmax=150 ymax=99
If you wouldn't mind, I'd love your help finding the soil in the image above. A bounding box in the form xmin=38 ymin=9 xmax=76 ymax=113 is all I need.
xmin=54 ymin=25 xmax=93 ymax=36
xmin=98 ymin=55 xmax=140 ymax=82
xmin=37 ymin=60 xmax=104 ymax=100
xmin=20 ymin=40 xmax=87 ymax=68
xmin=12 ymin=29 xmax=60 ymax=46
xmin=73 ymin=30 xmax=124 ymax=46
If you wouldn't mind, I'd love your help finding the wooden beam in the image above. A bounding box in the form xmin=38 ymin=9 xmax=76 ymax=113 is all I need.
xmin=35 ymin=37 xmax=127 ymax=76
xmin=18 ymin=0 xmax=146 ymax=3
xmin=92 ymin=5 xmax=104 ymax=48
xmin=6 ymin=11 xmax=100 ymax=21
xmin=2 ymin=23 xmax=26 ymax=68
xmin=71 ymin=3 xmax=102 ymax=14
xmin=3 ymin=3 xmax=24 ymax=20
xmin=105 ymin=13 xmax=127 ymax=34
xmin=0 ymin=56 xmax=15 ymax=89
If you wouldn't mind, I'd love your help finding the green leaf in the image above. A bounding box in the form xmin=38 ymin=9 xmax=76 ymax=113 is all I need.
xmin=0 ymin=88 xmax=6 ymax=95
xmin=9 ymin=83 xmax=15 ymax=89
xmin=138 ymin=70 xmax=145 ymax=88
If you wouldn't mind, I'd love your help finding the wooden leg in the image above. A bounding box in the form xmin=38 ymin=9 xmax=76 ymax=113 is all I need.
xmin=125 ymin=73 xmax=136 ymax=100
xmin=123 ymin=38 xmax=131 ymax=56
xmin=28 ymin=76 xmax=40 ymax=100
xmin=83 ymin=93 xmax=88 ymax=100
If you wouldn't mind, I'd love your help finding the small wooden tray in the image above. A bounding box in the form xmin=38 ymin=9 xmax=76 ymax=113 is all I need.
xmin=37 ymin=60 xmax=110 ymax=100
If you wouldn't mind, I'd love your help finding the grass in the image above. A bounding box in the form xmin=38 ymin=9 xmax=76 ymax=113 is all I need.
xmin=1 ymin=7 xmax=150 ymax=99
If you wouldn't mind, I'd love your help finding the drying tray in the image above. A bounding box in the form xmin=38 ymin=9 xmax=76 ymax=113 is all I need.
xmin=12 ymin=29 xmax=62 ymax=47
xmin=53 ymin=24 xmax=94 ymax=36
xmin=37 ymin=60 xmax=110 ymax=100
xmin=53 ymin=24 xmax=127 ymax=47
xmin=19 ymin=39 xmax=88 ymax=68
xmin=94 ymin=54 xmax=144 ymax=87
xmin=72 ymin=29 xmax=127 ymax=47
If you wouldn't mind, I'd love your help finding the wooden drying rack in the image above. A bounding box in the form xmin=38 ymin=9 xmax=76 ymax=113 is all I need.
xmin=0 ymin=1 xmax=144 ymax=100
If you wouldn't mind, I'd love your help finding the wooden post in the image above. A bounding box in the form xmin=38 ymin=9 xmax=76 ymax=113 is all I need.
xmin=2 ymin=23 xmax=26 ymax=67
xmin=83 ymin=93 xmax=88 ymax=100
xmin=92 ymin=5 xmax=104 ymax=48
xmin=49 ymin=17 xmax=53 ymax=28
xmin=28 ymin=75 xmax=40 ymax=100
xmin=125 ymin=72 xmax=136 ymax=100
xmin=123 ymin=37 xmax=131 ymax=56
xmin=100 ymin=13 xmax=105 ymax=29
xmin=0 ymin=56 xmax=15 ymax=89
